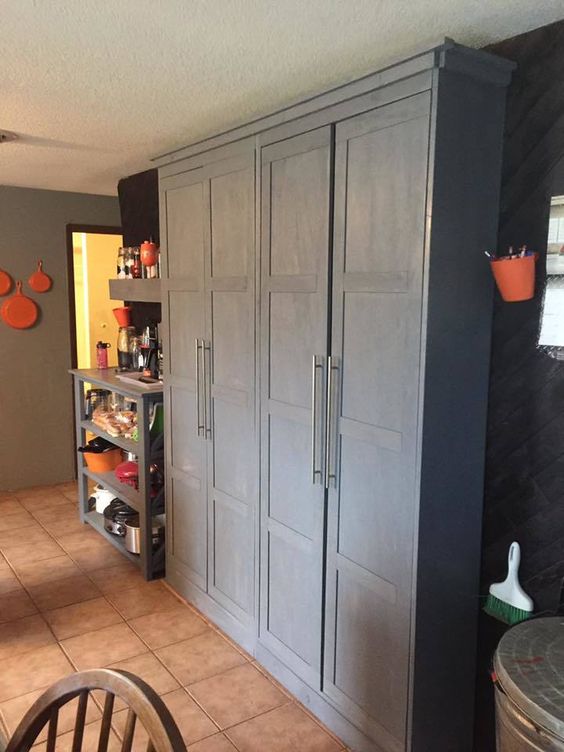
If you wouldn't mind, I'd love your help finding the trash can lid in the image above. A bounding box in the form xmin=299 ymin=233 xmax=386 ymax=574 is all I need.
xmin=494 ymin=617 xmax=564 ymax=740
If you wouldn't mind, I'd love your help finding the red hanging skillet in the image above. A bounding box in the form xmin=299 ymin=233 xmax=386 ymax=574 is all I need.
xmin=28 ymin=260 xmax=52 ymax=293
xmin=1 ymin=281 xmax=39 ymax=329
xmin=0 ymin=269 xmax=13 ymax=296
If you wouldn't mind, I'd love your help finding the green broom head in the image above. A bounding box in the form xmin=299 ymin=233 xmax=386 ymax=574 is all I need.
xmin=483 ymin=593 xmax=532 ymax=625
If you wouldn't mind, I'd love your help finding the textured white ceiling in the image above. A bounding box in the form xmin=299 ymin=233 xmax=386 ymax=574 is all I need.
xmin=1 ymin=0 xmax=562 ymax=196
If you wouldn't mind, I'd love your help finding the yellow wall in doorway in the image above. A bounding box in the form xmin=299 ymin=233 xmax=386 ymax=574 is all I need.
xmin=73 ymin=232 xmax=122 ymax=368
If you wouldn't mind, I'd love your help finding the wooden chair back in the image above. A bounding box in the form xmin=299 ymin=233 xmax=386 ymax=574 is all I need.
xmin=5 ymin=669 xmax=187 ymax=752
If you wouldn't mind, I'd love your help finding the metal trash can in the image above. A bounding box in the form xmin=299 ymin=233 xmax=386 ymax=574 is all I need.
xmin=494 ymin=617 xmax=564 ymax=751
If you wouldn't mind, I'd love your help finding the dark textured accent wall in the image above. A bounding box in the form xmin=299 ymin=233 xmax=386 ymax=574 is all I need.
xmin=117 ymin=169 xmax=159 ymax=247
xmin=474 ymin=19 xmax=564 ymax=750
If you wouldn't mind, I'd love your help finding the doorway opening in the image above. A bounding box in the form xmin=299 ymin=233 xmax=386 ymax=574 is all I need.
xmin=66 ymin=224 xmax=122 ymax=369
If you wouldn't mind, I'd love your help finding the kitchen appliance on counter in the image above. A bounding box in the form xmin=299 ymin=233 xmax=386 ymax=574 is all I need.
xmin=91 ymin=487 xmax=116 ymax=514
xmin=115 ymin=458 xmax=139 ymax=490
xmin=140 ymin=322 xmax=160 ymax=379
xmin=124 ymin=514 xmax=165 ymax=554
xmin=103 ymin=499 xmax=137 ymax=537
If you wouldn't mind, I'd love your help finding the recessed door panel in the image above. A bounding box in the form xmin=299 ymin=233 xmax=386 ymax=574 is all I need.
xmin=269 ymin=292 xmax=323 ymax=409
xmin=162 ymin=169 xmax=208 ymax=598
xmin=212 ymin=291 xmax=251 ymax=393
xmin=324 ymin=92 xmax=431 ymax=748
xmin=169 ymin=291 xmax=203 ymax=380
xmin=210 ymin=168 xmax=251 ymax=278
xmin=270 ymin=147 xmax=329 ymax=277
xmin=259 ymin=126 xmax=331 ymax=687
xmin=268 ymin=413 xmax=315 ymax=539
xmin=170 ymin=476 xmax=207 ymax=589
xmin=205 ymin=154 xmax=256 ymax=628
xmin=211 ymin=492 xmax=252 ymax=616
xmin=332 ymin=570 xmax=408 ymax=744
xmin=166 ymin=182 xmax=205 ymax=279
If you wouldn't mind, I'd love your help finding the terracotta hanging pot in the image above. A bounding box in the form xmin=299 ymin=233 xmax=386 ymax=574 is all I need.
xmin=0 ymin=269 xmax=13 ymax=296
xmin=28 ymin=260 xmax=52 ymax=293
xmin=1 ymin=281 xmax=39 ymax=329
xmin=490 ymin=254 xmax=538 ymax=302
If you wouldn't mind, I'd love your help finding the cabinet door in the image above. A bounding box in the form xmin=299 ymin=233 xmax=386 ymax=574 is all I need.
xmin=161 ymin=168 xmax=208 ymax=592
xmin=204 ymin=152 xmax=257 ymax=626
xmin=323 ymin=92 xmax=431 ymax=750
xmin=259 ymin=127 xmax=331 ymax=688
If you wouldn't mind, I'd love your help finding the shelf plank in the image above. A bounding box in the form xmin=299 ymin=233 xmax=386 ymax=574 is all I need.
xmin=84 ymin=511 xmax=140 ymax=567
xmin=109 ymin=278 xmax=161 ymax=303
xmin=70 ymin=368 xmax=163 ymax=399
xmin=81 ymin=421 xmax=139 ymax=454
xmin=82 ymin=468 xmax=142 ymax=512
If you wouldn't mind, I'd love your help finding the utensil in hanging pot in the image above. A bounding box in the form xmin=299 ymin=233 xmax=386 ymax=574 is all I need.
xmin=113 ymin=306 xmax=132 ymax=327
xmin=0 ymin=269 xmax=13 ymax=296
xmin=124 ymin=514 xmax=165 ymax=554
xmin=28 ymin=260 xmax=52 ymax=293
xmin=1 ymin=281 xmax=39 ymax=329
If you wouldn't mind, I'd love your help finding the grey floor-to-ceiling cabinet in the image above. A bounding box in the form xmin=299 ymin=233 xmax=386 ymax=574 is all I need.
xmin=158 ymin=41 xmax=513 ymax=752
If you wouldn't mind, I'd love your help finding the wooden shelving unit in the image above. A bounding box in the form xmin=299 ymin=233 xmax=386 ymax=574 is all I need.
xmin=70 ymin=368 xmax=164 ymax=580
xmin=108 ymin=278 xmax=161 ymax=303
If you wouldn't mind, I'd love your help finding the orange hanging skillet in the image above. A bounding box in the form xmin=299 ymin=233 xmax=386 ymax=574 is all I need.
xmin=1 ymin=281 xmax=39 ymax=329
xmin=0 ymin=268 xmax=13 ymax=296
xmin=28 ymin=260 xmax=52 ymax=293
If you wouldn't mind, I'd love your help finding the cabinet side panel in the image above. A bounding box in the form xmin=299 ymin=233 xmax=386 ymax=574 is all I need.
xmin=412 ymin=68 xmax=508 ymax=752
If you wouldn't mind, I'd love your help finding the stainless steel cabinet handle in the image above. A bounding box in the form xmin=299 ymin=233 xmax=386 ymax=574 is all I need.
xmin=195 ymin=338 xmax=205 ymax=437
xmin=204 ymin=341 xmax=212 ymax=440
xmin=311 ymin=355 xmax=324 ymax=484
xmin=325 ymin=356 xmax=339 ymax=489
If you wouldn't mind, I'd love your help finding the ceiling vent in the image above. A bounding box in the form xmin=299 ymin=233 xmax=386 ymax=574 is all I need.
xmin=0 ymin=131 xmax=18 ymax=144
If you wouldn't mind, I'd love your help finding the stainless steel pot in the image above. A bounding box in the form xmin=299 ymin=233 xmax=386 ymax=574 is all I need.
xmin=124 ymin=514 xmax=164 ymax=554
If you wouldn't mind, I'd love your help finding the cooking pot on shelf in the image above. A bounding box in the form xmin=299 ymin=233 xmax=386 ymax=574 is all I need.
xmin=92 ymin=487 xmax=116 ymax=514
xmin=103 ymin=499 xmax=137 ymax=537
xmin=115 ymin=460 xmax=138 ymax=490
xmin=124 ymin=514 xmax=165 ymax=554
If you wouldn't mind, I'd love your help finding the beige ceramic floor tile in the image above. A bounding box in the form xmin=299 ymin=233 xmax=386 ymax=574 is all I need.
xmin=0 ymin=499 xmax=24 ymax=515
xmin=156 ymin=630 xmax=247 ymax=686
xmin=107 ymin=652 xmax=180 ymax=704
xmin=18 ymin=493 xmax=71 ymax=512
xmin=2 ymin=539 xmax=64 ymax=566
xmin=113 ymin=686 xmax=218 ymax=748
xmin=30 ymin=504 xmax=77 ymax=524
xmin=69 ymin=545 xmax=127 ymax=572
xmin=189 ymin=734 xmax=239 ymax=752
xmin=188 ymin=663 xmax=288 ymax=730
xmin=128 ymin=605 xmax=208 ymax=649
xmin=106 ymin=582 xmax=181 ymax=620
xmin=0 ymin=562 xmax=21 ymax=595
xmin=0 ymin=687 xmax=100 ymax=742
xmin=13 ymin=554 xmax=82 ymax=588
xmin=27 ymin=574 xmax=102 ymax=611
xmin=43 ymin=596 xmax=122 ymax=640
xmin=0 ymin=525 xmax=52 ymax=550
xmin=31 ymin=719 xmax=121 ymax=752
xmin=87 ymin=563 xmax=147 ymax=594
xmin=0 ymin=589 xmax=38 ymax=624
xmin=0 ymin=613 xmax=55 ymax=660
xmin=42 ymin=515 xmax=89 ymax=537
xmin=61 ymin=622 xmax=147 ymax=670
xmin=56 ymin=529 xmax=109 ymax=553
xmin=0 ymin=643 xmax=74 ymax=702
xmin=226 ymin=703 xmax=342 ymax=752
xmin=0 ymin=510 xmax=37 ymax=533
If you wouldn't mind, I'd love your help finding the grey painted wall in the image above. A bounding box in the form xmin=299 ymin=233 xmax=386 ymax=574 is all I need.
xmin=0 ymin=185 xmax=120 ymax=490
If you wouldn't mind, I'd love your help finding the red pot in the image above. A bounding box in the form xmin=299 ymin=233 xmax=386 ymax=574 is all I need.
xmin=140 ymin=240 xmax=158 ymax=267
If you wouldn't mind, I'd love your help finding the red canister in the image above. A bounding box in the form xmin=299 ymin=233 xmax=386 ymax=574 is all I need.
xmin=96 ymin=341 xmax=111 ymax=369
